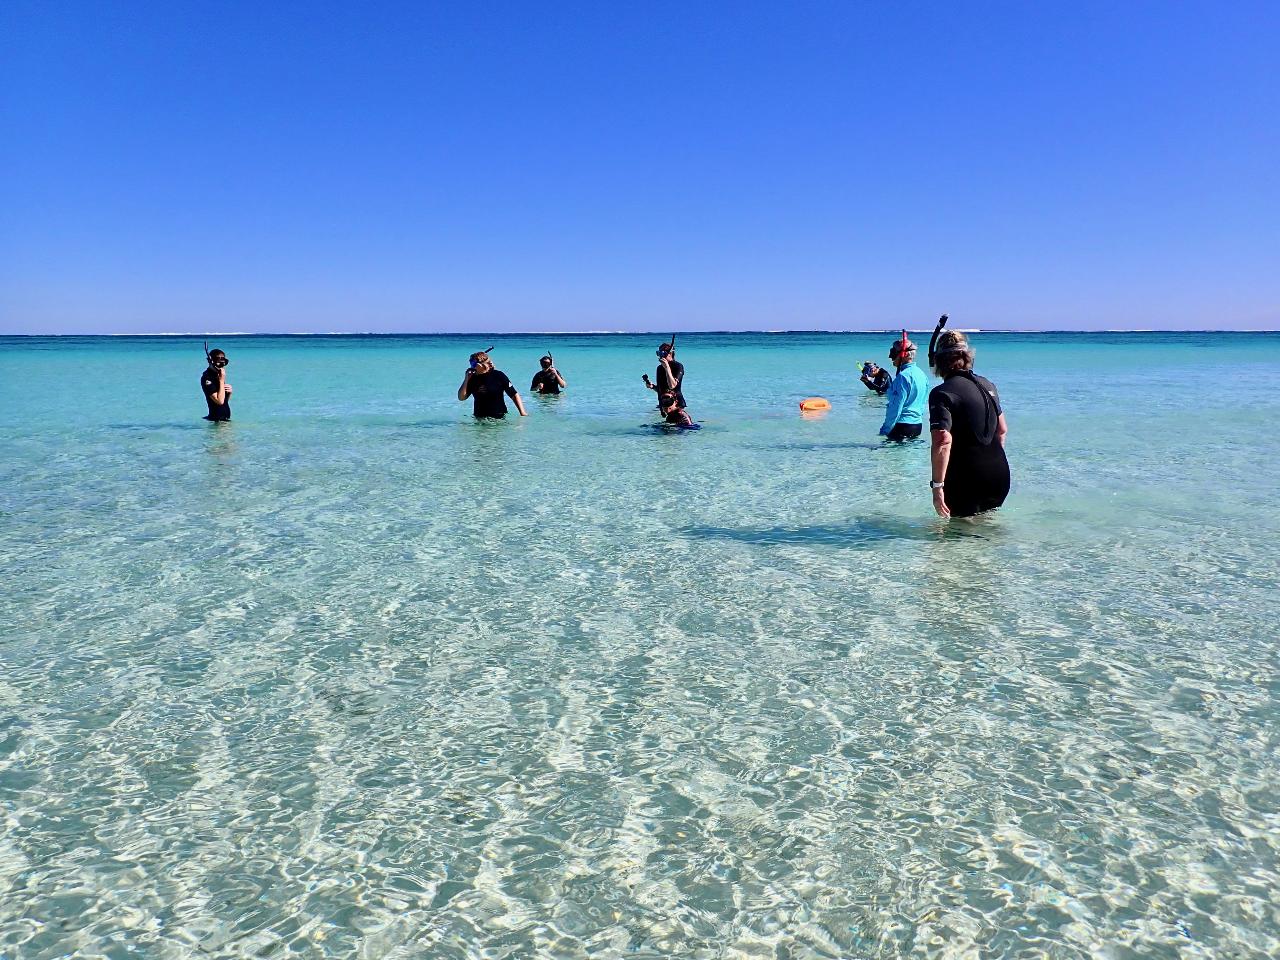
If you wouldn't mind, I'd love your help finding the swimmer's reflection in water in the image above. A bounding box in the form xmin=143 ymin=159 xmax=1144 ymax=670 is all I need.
xmin=204 ymin=426 xmax=239 ymax=466
xmin=200 ymin=348 xmax=232 ymax=421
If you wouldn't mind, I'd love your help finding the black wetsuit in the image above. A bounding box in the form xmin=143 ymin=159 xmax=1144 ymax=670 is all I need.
xmin=531 ymin=369 xmax=562 ymax=395
xmin=929 ymin=372 xmax=1009 ymax=517
xmin=884 ymin=422 xmax=922 ymax=441
xmin=467 ymin=369 xmax=518 ymax=418
xmin=657 ymin=359 xmax=686 ymax=409
xmin=200 ymin=367 xmax=231 ymax=421
xmin=862 ymin=368 xmax=892 ymax=395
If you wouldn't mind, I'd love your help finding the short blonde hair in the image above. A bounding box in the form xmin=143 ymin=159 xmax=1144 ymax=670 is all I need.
xmin=932 ymin=331 xmax=974 ymax=375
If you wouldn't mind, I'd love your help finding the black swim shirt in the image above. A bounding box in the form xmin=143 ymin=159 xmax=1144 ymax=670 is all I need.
xmin=200 ymin=368 xmax=231 ymax=421
xmin=657 ymin=359 xmax=686 ymax=409
xmin=468 ymin=369 xmax=516 ymax=418
xmin=531 ymin=369 xmax=562 ymax=394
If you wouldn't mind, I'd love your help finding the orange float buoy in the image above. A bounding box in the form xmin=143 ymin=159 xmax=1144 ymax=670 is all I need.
xmin=799 ymin=397 xmax=831 ymax=412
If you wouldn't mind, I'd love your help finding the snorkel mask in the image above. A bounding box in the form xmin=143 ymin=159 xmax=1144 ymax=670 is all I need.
xmin=890 ymin=330 xmax=915 ymax=365
xmin=469 ymin=346 xmax=496 ymax=370
xmin=204 ymin=342 xmax=228 ymax=368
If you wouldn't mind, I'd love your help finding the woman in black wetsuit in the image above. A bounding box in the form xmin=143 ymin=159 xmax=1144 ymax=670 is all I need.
xmin=927 ymin=331 xmax=1009 ymax=518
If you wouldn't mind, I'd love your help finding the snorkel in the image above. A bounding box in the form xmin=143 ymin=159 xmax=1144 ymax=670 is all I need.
xmin=927 ymin=314 xmax=949 ymax=368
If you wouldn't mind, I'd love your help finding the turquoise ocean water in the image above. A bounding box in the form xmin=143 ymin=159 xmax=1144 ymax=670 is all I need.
xmin=2 ymin=331 xmax=1278 ymax=958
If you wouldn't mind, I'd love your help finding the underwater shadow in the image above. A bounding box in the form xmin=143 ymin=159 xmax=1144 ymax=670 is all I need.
xmin=683 ymin=516 xmax=988 ymax=548
xmin=105 ymin=422 xmax=216 ymax=432
xmin=755 ymin=440 xmax=893 ymax=452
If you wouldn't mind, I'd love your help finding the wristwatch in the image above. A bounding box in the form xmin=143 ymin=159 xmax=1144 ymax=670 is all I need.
xmin=929 ymin=481 xmax=945 ymax=490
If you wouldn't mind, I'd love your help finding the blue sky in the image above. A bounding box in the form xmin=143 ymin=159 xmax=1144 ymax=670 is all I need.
xmin=2 ymin=0 xmax=1277 ymax=333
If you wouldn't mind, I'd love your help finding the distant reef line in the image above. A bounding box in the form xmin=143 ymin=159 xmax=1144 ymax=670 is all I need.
xmin=4 ymin=328 xmax=1277 ymax=338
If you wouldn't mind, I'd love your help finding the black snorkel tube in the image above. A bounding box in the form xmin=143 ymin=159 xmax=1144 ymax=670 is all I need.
xmin=927 ymin=314 xmax=948 ymax=369
xmin=203 ymin=340 xmax=212 ymax=365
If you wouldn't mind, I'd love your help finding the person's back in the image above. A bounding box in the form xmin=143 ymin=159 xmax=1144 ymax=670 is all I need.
xmin=927 ymin=330 xmax=1009 ymax=518
xmin=931 ymin=373 xmax=1002 ymax=449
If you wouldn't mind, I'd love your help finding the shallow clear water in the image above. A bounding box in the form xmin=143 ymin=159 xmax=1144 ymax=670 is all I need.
xmin=1 ymin=332 xmax=1278 ymax=959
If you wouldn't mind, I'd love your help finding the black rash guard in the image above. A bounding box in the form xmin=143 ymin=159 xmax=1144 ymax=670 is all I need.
xmin=467 ymin=369 xmax=518 ymax=418
xmin=531 ymin=369 xmax=562 ymax=395
xmin=929 ymin=371 xmax=1010 ymax=517
xmin=657 ymin=359 xmax=686 ymax=409
xmin=200 ymin=367 xmax=231 ymax=421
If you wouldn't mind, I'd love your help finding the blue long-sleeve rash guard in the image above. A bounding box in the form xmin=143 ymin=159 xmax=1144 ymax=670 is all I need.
xmin=880 ymin=363 xmax=928 ymax=435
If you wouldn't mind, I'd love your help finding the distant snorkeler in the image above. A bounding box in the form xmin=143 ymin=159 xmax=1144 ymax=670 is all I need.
xmin=658 ymin=390 xmax=699 ymax=429
xmin=200 ymin=346 xmax=232 ymax=421
xmin=530 ymin=353 xmax=566 ymax=395
xmin=879 ymin=332 xmax=927 ymax=441
xmin=928 ymin=329 xmax=1010 ymax=518
xmin=458 ymin=348 xmax=528 ymax=418
xmin=860 ymin=361 xmax=892 ymax=395
xmin=642 ymin=337 xmax=686 ymax=411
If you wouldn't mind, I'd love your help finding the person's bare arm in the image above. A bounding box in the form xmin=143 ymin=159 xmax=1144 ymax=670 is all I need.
xmin=553 ymin=369 xmax=566 ymax=387
xmin=996 ymin=413 xmax=1008 ymax=447
xmin=458 ymin=370 xmax=473 ymax=401
xmin=642 ymin=374 xmax=657 ymax=392
xmin=209 ymin=369 xmax=227 ymax=405
xmin=509 ymin=389 xmax=528 ymax=416
xmin=930 ymin=428 xmax=952 ymax=518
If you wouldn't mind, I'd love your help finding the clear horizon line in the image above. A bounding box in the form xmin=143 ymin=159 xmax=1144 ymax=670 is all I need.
xmin=3 ymin=327 xmax=1278 ymax=338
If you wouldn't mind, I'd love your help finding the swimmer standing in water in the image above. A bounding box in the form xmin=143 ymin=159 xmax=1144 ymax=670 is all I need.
xmin=200 ymin=347 xmax=232 ymax=421
xmin=879 ymin=332 xmax=927 ymax=441
xmin=658 ymin=390 xmax=697 ymax=428
xmin=458 ymin=349 xmax=528 ymax=418
xmin=530 ymin=354 xmax=566 ymax=395
xmin=928 ymin=327 xmax=1010 ymax=518
xmin=642 ymin=339 xmax=685 ymax=411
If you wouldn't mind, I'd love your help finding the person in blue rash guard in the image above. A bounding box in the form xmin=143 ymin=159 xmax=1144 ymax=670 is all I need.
xmin=879 ymin=333 xmax=928 ymax=441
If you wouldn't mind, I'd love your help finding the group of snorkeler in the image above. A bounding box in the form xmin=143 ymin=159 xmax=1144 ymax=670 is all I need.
xmin=203 ymin=339 xmax=695 ymax=427
xmin=450 ymin=339 xmax=694 ymax=426
xmin=201 ymin=316 xmax=1009 ymax=517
